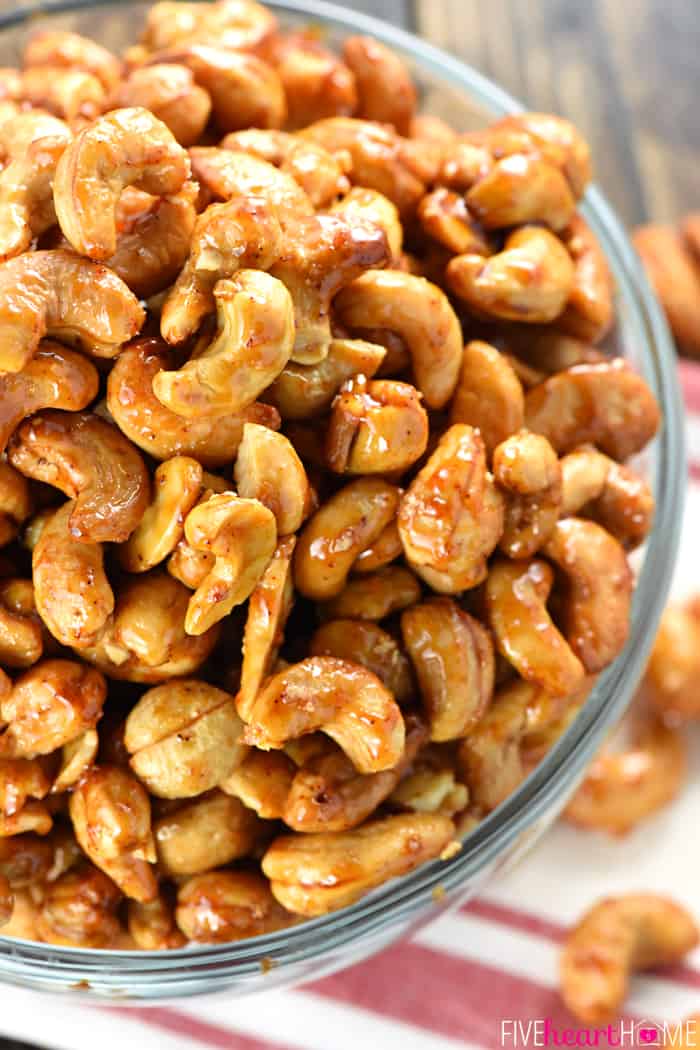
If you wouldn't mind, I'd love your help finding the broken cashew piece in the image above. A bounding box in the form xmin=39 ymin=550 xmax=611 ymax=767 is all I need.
xmin=120 ymin=456 xmax=204 ymax=573
xmin=234 ymin=425 xmax=311 ymax=536
xmin=492 ymin=431 xmax=562 ymax=558
xmin=326 ymin=377 xmax=429 ymax=475
xmin=449 ymin=340 xmax=524 ymax=457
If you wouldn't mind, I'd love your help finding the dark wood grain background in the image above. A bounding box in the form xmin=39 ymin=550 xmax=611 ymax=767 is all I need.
xmin=0 ymin=0 xmax=696 ymax=1047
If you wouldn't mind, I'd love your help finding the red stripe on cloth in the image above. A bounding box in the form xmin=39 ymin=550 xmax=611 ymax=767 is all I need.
xmin=689 ymin=461 xmax=700 ymax=482
xmin=103 ymin=1006 xmax=295 ymax=1050
xmin=679 ymin=360 xmax=700 ymax=413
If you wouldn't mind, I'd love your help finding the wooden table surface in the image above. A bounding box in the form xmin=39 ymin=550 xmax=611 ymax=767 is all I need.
xmin=0 ymin=1 xmax=696 ymax=1047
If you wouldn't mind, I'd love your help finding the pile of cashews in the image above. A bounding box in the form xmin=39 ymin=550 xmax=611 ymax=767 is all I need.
xmin=0 ymin=0 xmax=666 ymax=953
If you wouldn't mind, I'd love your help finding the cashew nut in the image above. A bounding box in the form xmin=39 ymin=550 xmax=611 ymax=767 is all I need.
xmin=23 ymin=30 xmax=122 ymax=93
xmin=0 ymin=758 xmax=51 ymax=820
xmin=189 ymin=147 xmax=314 ymax=216
xmin=342 ymin=35 xmax=416 ymax=135
xmin=557 ymin=215 xmax=614 ymax=343
xmin=353 ymin=519 xmax=402 ymax=574
xmin=466 ymin=152 xmax=576 ymax=231
xmin=154 ymin=790 xmax=263 ymax=875
xmin=52 ymin=729 xmax=99 ymax=793
xmin=220 ymin=749 xmax=296 ymax=819
xmin=19 ymin=67 xmax=105 ymax=124
xmin=310 ymin=619 xmax=414 ymax=704
xmin=418 ymin=187 xmax=491 ymax=256
xmin=0 ymin=578 xmax=43 ymax=669
xmin=0 ymin=462 xmax=32 ymax=548
xmin=326 ymin=377 xmax=429 ymax=475
xmin=493 ymin=431 xmax=562 ymax=558
xmin=449 ymin=341 xmax=525 ymax=456
xmin=120 ymin=457 xmax=204 ymax=574
xmin=175 ymin=869 xmax=290 ymax=943
xmin=110 ymin=63 xmax=211 ymax=146
xmin=0 ymin=129 xmax=72 ymax=262
xmin=478 ymin=112 xmax=592 ymax=197
xmin=267 ymin=337 xmax=386 ymax=421
xmin=140 ymin=0 xmax=278 ymax=55
xmin=560 ymin=447 xmax=654 ymax=549
xmin=321 ymin=565 xmax=422 ymax=622
xmin=274 ymin=32 xmax=356 ymax=131
xmin=234 ymin=424 xmax=311 ymax=534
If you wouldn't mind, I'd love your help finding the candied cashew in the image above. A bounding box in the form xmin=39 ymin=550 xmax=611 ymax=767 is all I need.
xmin=543 ymin=518 xmax=633 ymax=673
xmin=326 ymin=377 xmax=429 ymax=475
xmin=449 ymin=341 xmax=525 ymax=456
xmin=243 ymin=656 xmax=405 ymax=774
xmin=294 ymin=478 xmax=400 ymax=600
xmin=418 ymin=188 xmax=491 ymax=256
xmin=154 ymin=790 xmax=263 ymax=875
xmin=493 ymin=431 xmax=562 ymax=558
xmin=342 ymin=35 xmax=416 ymax=135
xmin=646 ymin=602 xmax=700 ymax=720
xmin=467 ymin=152 xmax=575 ymax=231
xmin=0 ymin=834 xmax=54 ymax=889
xmin=52 ymin=729 xmax=99 ymax=792
xmin=334 ymin=270 xmax=463 ymax=409
xmin=402 ymin=598 xmax=494 ymax=741
xmin=398 ymin=424 xmax=504 ymax=593
xmin=33 ymin=503 xmax=114 ymax=649
xmin=0 ymin=462 xmax=32 ymax=548
xmin=321 ymin=566 xmax=421 ymax=622
xmin=0 ymin=250 xmax=144 ymax=373
xmin=524 ymin=359 xmax=661 ymax=459
xmin=274 ymin=32 xmax=356 ymax=130
xmin=128 ymin=892 xmax=186 ymax=950
xmin=189 ymin=147 xmax=314 ymax=216
xmin=0 ymin=578 xmax=43 ymax=669
xmin=19 ymin=67 xmax=105 ymax=124
xmin=560 ymin=895 xmax=699 ymax=1024
xmin=310 ymin=619 xmax=414 ymax=703
xmin=110 ymin=64 xmax=211 ymax=146
xmin=36 ymin=861 xmax=122 ymax=948
xmin=141 ymin=0 xmax=278 ymax=55
xmin=9 ymin=410 xmax=150 ymax=544
xmin=557 ymin=216 xmax=614 ymax=343
xmin=0 ymin=758 xmax=51 ymax=817
xmin=220 ymin=750 xmax=296 ymax=819
xmin=267 ymin=338 xmax=386 ymax=421
xmin=560 ymin=447 xmax=654 ymax=549
xmin=446 ymin=225 xmax=575 ymax=323
xmin=107 ymin=338 xmax=280 ymax=468
xmin=54 ymin=106 xmax=190 ymax=260
xmin=633 ymin=225 xmax=700 ymax=357
xmin=0 ymin=131 xmax=72 ymax=263
xmin=175 ymin=869 xmax=291 ymax=943
xmin=120 ymin=457 xmax=204 ymax=573
xmin=24 ymin=31 xmax=122 ymax=92
xmin=234 ymin=424 xmax=311 ymax=535
xmin=480 ymin=112 xmax=592 ymax=197
xmin=353 ymin=520 xmax=402 ymax=574
xmin=263 ymin=812 xmax=455 ymax=916
xmin=125 ymin=679 xmax=246 ymax=798
xmin=222 ymin=129 xmax=350 ymax=208
xmin=389 ymin=747 xmax=469 ymax=818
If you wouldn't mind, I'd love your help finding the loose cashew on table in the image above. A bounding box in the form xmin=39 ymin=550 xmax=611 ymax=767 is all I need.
xmin=0 ymin=0 xmax=662 ymax=948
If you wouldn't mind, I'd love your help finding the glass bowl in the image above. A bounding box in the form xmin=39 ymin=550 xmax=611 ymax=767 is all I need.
xmin=0 ymin=0 xmax=685 ymax=1001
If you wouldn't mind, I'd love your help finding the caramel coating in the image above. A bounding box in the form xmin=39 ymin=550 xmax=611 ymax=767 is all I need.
xmin=466 ymin=152 xmax=576 ymax=232
xmin=275 ymin=33 xmax=356 ymax=131
xmin=154 ymin=790 xmax=262 ymax=875
xmin=128 ymin=892 xmax=186 ymax=950
xmin=558 ymin=215 xmax=614 ymax=343
xmin=223 ymin=129 xmax=350 ymax=208
xmin=493 ymin=431 xmax=562 ymax=558
xmin=36 ymin=862 xmax=122 ymax=948
xmin=234 ymin=424 xmax=311 ymax=535
xmin=220 ymin=749 xmax=295 ymax=820
xmin=175 ymin=869 xmax=290 ymax=943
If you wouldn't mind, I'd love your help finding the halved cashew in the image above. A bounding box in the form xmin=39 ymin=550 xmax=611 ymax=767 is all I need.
xmin=0 ymin=578 xmax=43 ymax=669
xmin=52 ymin=729 xmax=99 ymax=793
xmin=566 ymin=710 xmax=686 ymax=836
xmin=69 ymin=766 xmax=157 ymax=902
xmin=0 ymin=130 xmax=72 ymax=262
xmin=262 ymin=812 xmax=455 ymax=916
xmin=524 ymin=359 xmax=661 ymax=459
xmin=128 ymin=892 xmax=186 ymax=951
xmin=147 ymin=45 xmax=285 ymax=130
xmin=310 ymin=619 xmax=414 ymax=703
xmin=0 ymin=250 xmax=144 ymax=373
xmin=449 ymin=341 xmax=525 ymax=455
xmin=353 ymin=519 xmax=402 ymax=574
xmin=457 ymin=678 xmax=532 ymax=812
xmin=23 ymin=31 xmax=122 ymax=93
xmin=19 ymin=67 xmax=105 ymax=124
xmin=189 ymin=147 xmax=314 ymax=216
xmin=326 ymin=377 xmax=429 ymax=475
xmin=238 ymin=536 xmax=295 ymax=719
xmin=140 ymin=0 xmax=278 ymax=55
xmin=402 ymin=597 xmax=495 ymax=741
xmin=334 ymin=270 xmax=463 ymax=409
xmin=0 ymin=463 xmax=32 ymax=548
xmin=485 ymin=557 xmax=585 ymax=696
xmin=154 ymin=790 xmax=263 ymax=876
xmin=120 ymin=457 xmax=204 ymax=573
xmin=9 ymin=410 xmax=150 ymax=544
xmin=243 ymin=656 xmax=405 ymax=774
xmin=466 ymin=152 xmax=576 ymax=231
xmin=560 ymin=447 xmax=654 ymax=549
xmin=107 ymin=338 xmax=281 ymax=468
xmin=154 ymin=271 xmax=294 ymax=419
xmin=342 ymin=35 xmax=416 ymax=135
xmin=80 ymin=572 xmax=219 ymax=683
xmin=221 ymin=129 xmax=350 ymax=208
xmin=557 ymin=216 xmax=614 ymax=343
xmin=646 ymin=602 xmax=700 ymax=721
xmin=0 ymin=658 xmax=106 ymax=758
xmin=234 ymin=424 xmax=311 ymax=534
xmin=493 ymin=431 xmax=562 ymax=558
xmin=175 ymin=869 xmax=291 ymax=943
xmin=274 ymin=32 xmax=356 ymax=130
xmin=330 ymin=187 xmax=404 ymax=264
xmin=560 ymin=895 xmax=699 ymax=1024
xmin=398 ymin=424 xmax=504 ymax=593
xmin=125 ymin=680 xmax=247 ymax=799
xmin=418 ymin=188 xmax=491 ymax=256
xmin=446 ymin=225 xmax=575 ymax=323
xmin=267 ymin=338 xmax=386 ymax=420
xmin=183 ymin=492 xmax=277 ymax=635
xmin=390 ymin=745 xmax=469 ymax=818
xmin=54 ymin=106 xmax=190 ymax=260
xmin=160 ymin=196 xmax=283 ymax=345
xmin=0 ymin=341 xmax=98 ymax=455
xmin=220 ymin=749 xmax=296 ymax=819
xmin=36 ymin=862 xmax=122 ymax=948
xmin=294 ymin=478 xmax=400 ymax=600
xmin=321 ymin=565 xmax=421 ymax=622
xmin=33 ymin=502 xmax=114 ymax=649
xmin=543 ymin=518 xmax=633 ymax=673
xmin=110 ymin=64 xmax=211 ymax=146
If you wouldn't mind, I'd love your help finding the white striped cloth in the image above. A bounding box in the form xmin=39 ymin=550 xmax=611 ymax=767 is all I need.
xmin=3 ymin=363 xmax=700 ymax=1050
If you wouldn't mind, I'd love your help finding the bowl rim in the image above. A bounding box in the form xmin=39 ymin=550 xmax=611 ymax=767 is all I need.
xmin=0 ymin=0 xmax=686 ymax=984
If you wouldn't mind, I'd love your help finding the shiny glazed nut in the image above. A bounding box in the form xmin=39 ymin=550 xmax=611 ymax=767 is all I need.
xmin=0 ymin=758 xmax=51 ymax=817
xmin=493 ymin=432 xmax=562 ymax=558
xmin=267 ymin=338 xmax=386 ymax=421
xmin=9 ymin=410 xmax=150 ymax=544
xmin=125 ymin=680 xmax=246 ymax=798
xmin=23 ymin=31 xmax=122 ymax=92
xmin=0 ymin=578 xmax=43 ymax=669
xmin=0 ymin=801 xmax=53 ymax=838
xmin=310 ymin=619 xmax=414 ymax=704
xmin=449 ymin=341 xmax=525 ymax=456
xmin=110 ymin=64 xmax=211 ymax=146
xmin=128 ymin=892 xmax=186 ymax=950
xmin=560 ymin=895 xmax=699 ymax=1024
xmin=120 ymin=457 xmax=204 ymax=573
xmin=330 ymin=187 xmax=403 ymax=264
xmin=19 ymin=67 xmax=105 ymax=123
xmin=560 ymin=447 xmax=654 ymax=550
xmin=524 ymin=359 xmax=661 ymax=459
xmin=0 ymin=250 xmax=145 ymax=373
xmin=262 ymin=812 xmax=455 ymax=916
xmin=154 ymin=271 xmax=294 ymax=419
xmin=140 ymin=0 xmax=278 ymax=54
xmin=446 ymin=225 xmax=575 ymax=323
xmin=32 ymin=502 xmax=114 ymax=649
xmin=52 ymin=729 xmax=99 ymax=792
xmin=234 ymin=424 xmax=311 ymax=534
xmin=0 ymin=659 xmax=106 ymax=758
xmin=342 ymin=35 xmax=416 ymax=135
xmin=321 ymin=565 xmax=421 ymax=622
xmin=107 ymin=338 xmax=280 ymax=468
xmin=389 ymin=752 xmax=469 ymax=818
xmin=175 ymin=869 xmax=290 ymax=943
xmin=352 ymin=519 xmax=402 ymax=574
xmin=0 ymin=834 xmax=54 ymax=888
xmin=0 ymin=111 xmax=71 ymax=160
xmin=633 ymin=225 xmax=700 ymax=357
xmin=183 ymin=492 xmax=277 ymax=635
xmin=543 ymin=518 xmax=633 ymax=673
xmin=485 ymin=557 xmax=585 ymax=696
xmin=154 ymin=790 xmax=263 ymax=875
xmin=398 ymin=424 xmax=504 ymax=593
xmin=466 ymin=152 xmax=576 ymax=232
xmin=238 ymin=536 xmax=295 ymax=719
xmin=334 ymin=270 xmax=463 ymax=409
xmin=0 ymin=134 xmax=72 ymax=263
xmin=54 ymin=106 xmax=190 ymax=260
xmin=274 ymin=32 xmax=356 ymax=130
xmin=36 ymin=861 xmax=122 ymax=948
xmin=557 ymin=216 xmax=614 ymax=343
xmin=220 ymin=749 xmax=296 ymax=819
xmin=243 ymin=656 xmax=405 ymax=774
xmin=0 ymin=463 xmax=32 ymax=548
xmin=326 ymin=377 xmax=428 ymax=475
xmin=189 ymin=147 xmax=314 ymax=216
xmin=402 ymin=597 xmax=495 ymax=741
xmin=645 ymin=602 xmax=700 ymax=720
xmin=417 ymin=188 xmax=491 ymax=256
xmin=490 ymin=112 xmax=592 ymax=197
xmin=0 ymin=341 xmax=98 ymax=455
xmin=294 ymin=478 xmax=400 ymax=600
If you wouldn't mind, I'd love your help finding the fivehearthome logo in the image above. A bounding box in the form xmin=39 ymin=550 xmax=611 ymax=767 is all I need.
xmin=500 ymin=1017 xmax=698 ymax=1047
